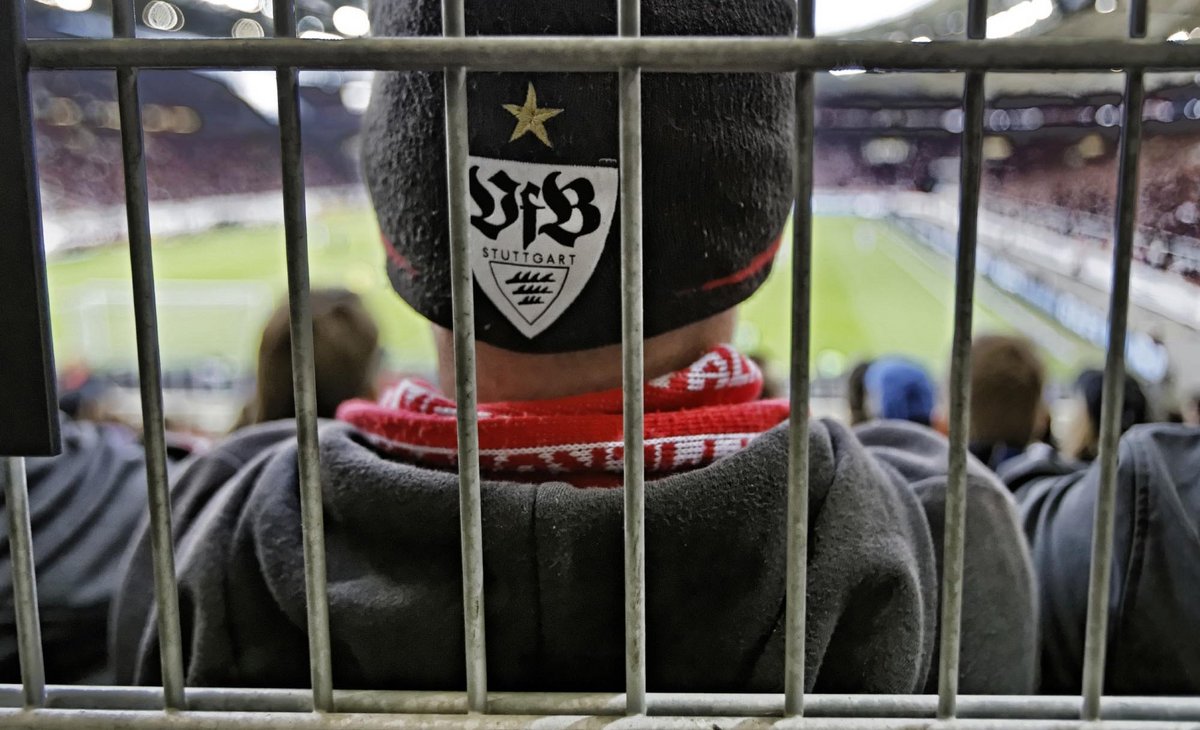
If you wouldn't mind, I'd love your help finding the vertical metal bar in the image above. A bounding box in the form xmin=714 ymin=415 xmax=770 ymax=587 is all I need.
xmin=439 ymin=0 xmax=487 ymax=714
xmin=0 ymin=0 xmax=60 ymax=457
xmin=1080 ymin=0 xmax=1147 ymax=720
xmin=783 ymin=0 xmax=815 ymax=718
xmin=271 ymin=0 xmax=333 ymax=712
xmin=618 ymin=0 xmax=646 ymax=718
xmin=1 ymin=0 xmax=51 ymax=706
xmin=2 ymin=458 xmax=45 ymax=708
xmin=110 ymin=0 xmax=186 ymax=709
xmin=937 ymin=0 xmax=988 ymax=720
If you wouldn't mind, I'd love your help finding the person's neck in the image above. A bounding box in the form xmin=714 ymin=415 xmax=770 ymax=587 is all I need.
xmin=433 ymin=310 xmax=737 ymax=402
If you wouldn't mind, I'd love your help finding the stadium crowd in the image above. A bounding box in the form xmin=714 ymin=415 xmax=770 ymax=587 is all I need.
xmin=5 ymin=0 xmax=1200 ymax=705
xmin=35 ymin=125 xmax=355 ymax=209
xmin=815 ymin=133 xmax=1200 ymax=286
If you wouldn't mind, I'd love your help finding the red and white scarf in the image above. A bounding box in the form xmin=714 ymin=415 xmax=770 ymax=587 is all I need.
xmin=337 ymin=345 xmax=789 ymax=484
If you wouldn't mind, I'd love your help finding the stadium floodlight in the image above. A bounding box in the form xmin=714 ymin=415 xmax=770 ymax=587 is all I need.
xmin=209 ymin=0 xmax=262 ymax=13
xmin=33 ymin=0 xmax=92 ymax=11
xmin=231 ymin=17 xmax=264 ymax=36
xmin=142 ymin=1 xmax=185 ymax=32
xmin=986 ymin=0 xmax=1054 ymax=38
xmin=331 ymin=5 xmax=368 ymax=36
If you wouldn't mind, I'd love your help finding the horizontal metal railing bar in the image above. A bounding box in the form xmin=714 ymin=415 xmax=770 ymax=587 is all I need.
xmin=2 ymin=688 xmax=1200 ymax=721
xmin=23 ymin=37 xmax=1200 ymax=72
xmin=0 ymin=709 xmax=1198 ymax=729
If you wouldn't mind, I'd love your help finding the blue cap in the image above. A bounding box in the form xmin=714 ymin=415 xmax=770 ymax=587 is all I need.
xmin=864 ymin=357 xmax=935 ymax=426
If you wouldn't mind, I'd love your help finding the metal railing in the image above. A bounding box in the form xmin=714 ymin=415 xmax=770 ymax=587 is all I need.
xmin=0 ymin=0 xmax=1192 ymax=726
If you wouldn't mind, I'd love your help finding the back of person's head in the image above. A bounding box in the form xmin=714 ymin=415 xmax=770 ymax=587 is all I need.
xmin=1065 ymin=368 xmax=1150 ymax=461
xmin=361 ymin=0 xmax=794 ymax=397
xmin=1184 ymin=391 xmax=1200 ymax=427
xmin=968 ymin=334 xmax=1046 ymax=449
xmin=862 ymin=357 xmax=934 ymax=426
xmin=242 ymin=288 xmax=380 ymax=427
xmin=847 ymin=359 xmax=874 ymax=425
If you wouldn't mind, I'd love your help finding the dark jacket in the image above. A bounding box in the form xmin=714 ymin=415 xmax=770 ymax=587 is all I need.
xmin=112 ymin=418 xmax=1036 ymax=693
xmin=1001 ymin=425 xmax=1200 ymax=694
xmin=2 ymin=417 xmax=149 ymax=683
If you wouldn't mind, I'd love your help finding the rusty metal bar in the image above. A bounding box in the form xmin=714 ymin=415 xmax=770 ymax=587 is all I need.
xmin=110 ymin=0 xmax=187 ymax=709
xmin=937 ymin=1 xmax=988 ymax=718
xmin=1079 ymin=0 xmax=1147 ymax=720
xmin=439 ymin=0 xmax=489 ymax=713
xmin=23 ymin=37 xmax=1200 ymax=73
xmin=783 ymin=0 xmax=815 ymax=717
xmin=271 ymin=0 xmax=334 ymax=711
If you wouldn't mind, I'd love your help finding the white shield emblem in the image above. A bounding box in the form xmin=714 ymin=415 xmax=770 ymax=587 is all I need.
xmin=468 ymin=155 xmax=618 ymax=339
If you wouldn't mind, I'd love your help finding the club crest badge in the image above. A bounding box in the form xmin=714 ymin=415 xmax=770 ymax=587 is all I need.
xmin=468 ymin=155 xmax=618 ymax=338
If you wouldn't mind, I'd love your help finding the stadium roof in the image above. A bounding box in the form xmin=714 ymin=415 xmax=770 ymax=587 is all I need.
xmin=28 ymin=0 xmax=1200 ymax=108
xmin=824 ymin=0 xmax=1200 ymax=104
xmin=845 ymin=0 xmax=1200 ymax=41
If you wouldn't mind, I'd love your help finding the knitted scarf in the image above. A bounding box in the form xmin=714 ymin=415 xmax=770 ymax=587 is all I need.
xmin=337 ymin=346 xmax=789 ymax=484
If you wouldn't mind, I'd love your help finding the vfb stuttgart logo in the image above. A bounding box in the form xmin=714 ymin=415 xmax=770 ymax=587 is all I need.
xmin=468 ymin=155 xmax=618 ymax=338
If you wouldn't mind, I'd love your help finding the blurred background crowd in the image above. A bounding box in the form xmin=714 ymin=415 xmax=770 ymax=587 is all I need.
xmin=23 ymin=0 xmax=1200 ymax=447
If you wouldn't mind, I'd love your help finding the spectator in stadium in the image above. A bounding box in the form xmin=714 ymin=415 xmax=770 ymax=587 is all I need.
xmin=3 ymin=416 xmax=149 ymax=685
xmin=1062 ymin=368 xmax=1150 ymax=463
xmin=1002 ymin=420 xmax=1200 ymax=694
xmin=232 ymin=288 xmax=381 ymax=429
xmin=861 ymin=357 xmax=935 ymax=427
xmin=110 ymin=0 xmax=1036 ymax=695
xmin=994 ymin=360 xmax=1200 ymax=694
xmin=57 ymin=364 xmax=111 ymax=422
xmin=846 ymin=359 xmax=873 ymax=425
xmin=1184 ymin=392 xmax=1200 ymax=427
xmin=965 ymin=334 xmax=1047 ymax=472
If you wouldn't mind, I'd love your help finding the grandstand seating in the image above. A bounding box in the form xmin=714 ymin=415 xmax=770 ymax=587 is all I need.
xmin=815 ymin=131 xmax=1200 ymax=287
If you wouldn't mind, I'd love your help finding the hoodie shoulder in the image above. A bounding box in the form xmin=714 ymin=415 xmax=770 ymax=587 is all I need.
xmin=855 ymin=420 xmax=1039 ymax=694
xmin=1106 ymin=424 xmax=1200 ymax=694
xmin=1011 ymin=424 xmax=1200 ymax=694
xmin=112 ymin=417 xmax=956 ymax=695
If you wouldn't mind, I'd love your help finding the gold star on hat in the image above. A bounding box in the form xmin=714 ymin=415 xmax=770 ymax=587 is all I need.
xmin=503 ymin=83 xmax=563 ymax=148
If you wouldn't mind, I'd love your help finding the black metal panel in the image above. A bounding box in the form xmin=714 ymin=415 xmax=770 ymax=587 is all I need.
xmin=0 ymin=0 xmax=60 ymax=457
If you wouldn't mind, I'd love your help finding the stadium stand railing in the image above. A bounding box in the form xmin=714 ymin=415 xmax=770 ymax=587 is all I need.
xmin=3 ymin=0 xmax=1200 ymax=727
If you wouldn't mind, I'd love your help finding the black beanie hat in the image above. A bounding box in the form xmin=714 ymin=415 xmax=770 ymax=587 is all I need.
xmin=362 ymin=0 xmax=795 ymax=353
xmin=1075 ymin=368 xmax=1150 ymax=436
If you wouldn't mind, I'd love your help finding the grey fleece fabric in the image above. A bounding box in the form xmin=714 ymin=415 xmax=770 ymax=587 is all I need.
xmin=1001 ymin=424 xmax=1200 ymax=695
xmin=2 ymin=417 xmax=149 ymax=684
xmin=112 ymin=418 xmax=1035 ymax=693
xmin=855 ymin=421 xmax=1039 ymax=694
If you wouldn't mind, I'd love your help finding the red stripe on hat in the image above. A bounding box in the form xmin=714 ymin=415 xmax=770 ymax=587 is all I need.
xmin=382 ymin=234 xmax=419 ymax=276
xmin=698 ymin=234 xmax=783 ymax=292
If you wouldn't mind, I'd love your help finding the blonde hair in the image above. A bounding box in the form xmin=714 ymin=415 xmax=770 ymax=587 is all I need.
xmin=236 ymin=288 xmax=380 ymax=429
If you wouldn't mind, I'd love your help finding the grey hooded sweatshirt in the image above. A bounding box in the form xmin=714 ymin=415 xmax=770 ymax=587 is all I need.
xmin=2 ymin=417 xmax=149 ymax=684
xmin=1001 ymin=424 xmax=1200 ymax=695
xmin=112 ymin=418 xmax=1035 ymax=693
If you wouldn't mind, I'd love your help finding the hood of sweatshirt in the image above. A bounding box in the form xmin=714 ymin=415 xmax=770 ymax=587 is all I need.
xmin=1008 ymin=423 xmax=1200 ymax=694
xmin=5 ymin=417 xmax=149 ymax=683
xmin=113 ymin=418 xmax=1035 ymax=694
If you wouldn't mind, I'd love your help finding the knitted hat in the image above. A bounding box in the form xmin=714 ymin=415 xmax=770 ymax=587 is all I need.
xmin=362 ymin=0 xmax=794 ymax=353
xmin=1075 ymin=369 xmax=1150 ymax=436
xmin=864 ymin=358 xmax=935 ymax=427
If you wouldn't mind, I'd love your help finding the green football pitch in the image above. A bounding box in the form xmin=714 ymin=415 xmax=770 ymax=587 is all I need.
xmin=45 ymin=208 xmax=1099 ymax=382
